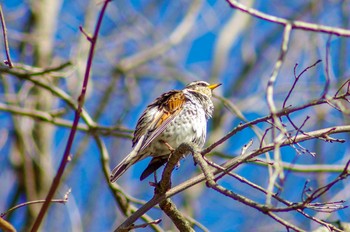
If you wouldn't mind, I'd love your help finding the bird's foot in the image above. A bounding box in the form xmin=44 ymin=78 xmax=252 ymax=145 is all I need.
xmin=148 ymin=181 xmax=158 ymax=187
xmin=149 ymin=172 xmax=161 ymax=187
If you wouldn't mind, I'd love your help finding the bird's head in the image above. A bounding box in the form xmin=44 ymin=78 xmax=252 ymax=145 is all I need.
xmin=185 ymin=81 xmax=221 ymax=97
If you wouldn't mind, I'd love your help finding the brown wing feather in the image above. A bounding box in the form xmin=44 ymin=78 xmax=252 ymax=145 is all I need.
xmin=134 ymin=90 xmax=186 ymax=152
xmin=155 ymin=91 xmax=185 ymax=127
xmin=132 ymin=90 xmax=178 ymax=146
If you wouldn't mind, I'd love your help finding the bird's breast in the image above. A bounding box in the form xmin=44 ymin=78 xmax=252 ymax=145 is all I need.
xmin=146 ymin=102 xmax=207 ymax=157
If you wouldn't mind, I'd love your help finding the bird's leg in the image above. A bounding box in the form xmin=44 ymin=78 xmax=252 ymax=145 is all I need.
xmin=148 ymin=172 xmax=159 ymax=187
xmin=153 ymin=171 xmax=158 ymax=183
xmin=160 ymin=140 xmax=181 ymax=168
xmin=160 ymin=140 xmax=175 ymax=152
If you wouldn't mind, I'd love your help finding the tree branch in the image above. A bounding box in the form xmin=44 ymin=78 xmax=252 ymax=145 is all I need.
xmin=0 ymin=5 xmax=13 ymax=68
xmin=226 ymin=0 xmax=350 ymax=36
xmin=116 ymin=143 xmax=196 ymax=231
xmin=30 ymin=1 xmax=111 ymax=231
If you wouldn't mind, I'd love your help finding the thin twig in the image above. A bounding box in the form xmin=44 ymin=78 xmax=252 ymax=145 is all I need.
xmin=198 ymin=152 xmax=345 ymax=231
xmin=306 ymin=159 xmax=350 ymax=202
xmin=30 ymin=1 xmax=111 ymax=231
xmin=195 ymin=149 xmax=305 ymax=231
xmin=125 ymin=219 xmax=162 ymax=230
xmin=205 ymin=161 xmax=342 ymax=231
xmin=201 ymin=94 xmax=345 ymax=155
xmin=0 ymin=62 xmax=72 ymax=77
xmin=172 ymin=125 xmax=350 ymax=210
xmin=1 ymin=189 xmax=70 ymax=218
xmin=0 ymin=5 xmax=12 ymax=68
xmin=115 ymin=124 xmax=350 ymax=230
xmin=118 ymin=124 xmax=350 ymax=227
xmin=0 ymin=102 xmax=132 ymax=138
xmin=292 ymin=116 xmax=310 ymax=144
xmin=79 ymin=25 xmax=93 ymax=42
xmin=226 ymin=0 xmax=350 ymax=36
xmin=283 ymin=60 xmax=322 ymax=108
xmin=251 ymin=158 xmax=346 ymax=173
xmin=335 ymin=79 xmax=350 ymax=98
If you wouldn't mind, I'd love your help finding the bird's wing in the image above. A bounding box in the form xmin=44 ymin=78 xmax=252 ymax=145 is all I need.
xmin=109 ymin=135 xmax=145 ymax=182
xmin=133 ymin=90 xmax=186 ymax=152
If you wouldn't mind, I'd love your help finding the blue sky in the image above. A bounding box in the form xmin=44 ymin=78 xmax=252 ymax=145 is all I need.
xmin=1 ymin=0 xmax=350 ymax=231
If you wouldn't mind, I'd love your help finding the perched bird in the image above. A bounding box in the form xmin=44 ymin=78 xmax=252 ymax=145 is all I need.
xmin=110 ymin=81 xmax=221 ymax=182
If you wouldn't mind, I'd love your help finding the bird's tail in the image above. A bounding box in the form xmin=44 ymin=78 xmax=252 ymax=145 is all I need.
xmin=109 ymin=136 xmax=144 ymax=182
xmin=109 ymin=150 xmax=138 ymax=182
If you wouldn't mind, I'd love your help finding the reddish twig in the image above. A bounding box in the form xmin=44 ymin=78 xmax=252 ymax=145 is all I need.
xmin=283 ymin=60 xmax=322 ymax=108
xmin=282 ymin=60 xmax=322 ymax=146
xmin=0 ymin=5 xmax=13 ymax=68
xmin=30 ymin=1 xmax=111 ymax=231
xmin=292 ymin=115 xmax=310 ymax=143
xmin=259 ymin=126 xmax=271 ymax=149
xmin=225 ymin=0 xmax=350 ymax=36
xmin=79 ymin=25 xmax=93 ymax=42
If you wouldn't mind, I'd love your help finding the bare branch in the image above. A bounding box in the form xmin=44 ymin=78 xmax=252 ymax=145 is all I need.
xmin=194 ymin=147 xmax=305 ymax=231
xmin=0 ymin=5 xmax=13 ymax=68
xmin=0 ymin=217 xmax=16 ymax=232
xmin=0 ymin=62 xmax=72 ymax=77
xmin=0 ymin=102 xmax=132 ymax=137
xmin=94 ymin=135 xmax=163 ymax=231
xmin=31 ymin=1 xmax=112 ymax=230
xmin=79 ymin=25 xmax=93 ymax=42
xmin=202 ymin=95 xmax=346 ymax=155
xmin=125 ymin=219 xmax=162 ymax=230
xmin=1 ymin=189 xmax=70 ymax=218
xmin=116 ymin=143 xmax=197 ymax=231
xmin=283 ymin=60 xmax=322 ymax=108
xmin=226 ymin=0 xmax=350 ymax=36
xmin=159 ymin=199 xmax=194 ymax=232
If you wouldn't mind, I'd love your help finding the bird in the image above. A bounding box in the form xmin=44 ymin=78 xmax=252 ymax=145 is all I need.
xmin=109 ymin=80 xmax=221 ymax=182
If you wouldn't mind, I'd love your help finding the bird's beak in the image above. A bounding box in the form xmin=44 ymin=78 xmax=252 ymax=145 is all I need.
xmin=208 ymin=83 xmax=222 ymax=90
